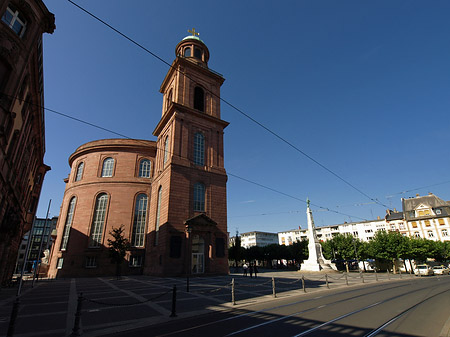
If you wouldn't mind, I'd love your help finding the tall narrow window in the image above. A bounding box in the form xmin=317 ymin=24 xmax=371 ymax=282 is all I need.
xmin=75 ymin=162 xmax=84 ymax=181
xmin=193 ymin=132 xmax=205 ymax=166
xmin=132 ymin=194 xmax=148 ymax=247
xmin=2 ymin=5 xmax=27 ymax=37
xmin=184 ymin=47 xmax=191 ymax=57
xmin=138 ymin=159 xmax=151 ymax=178
xmin=101 ymin=157 xmax=114 ymax=177
xmin=89 ymin=193 xmax=108 ymax=247
xmin=163 ymin=137 xmax=169 ymax=166
xmin=61 ymin=197 xmax=76 ymax=250
xmin=194 ymin=87 xmax=204 ymax=111
xmin=166 ymin=89 xmax=173 ymax=111
xmin=155 ymin=187 xmax=162 ymax=245
xmin=194 ymin=183 xmax=205 ymax=212
xmin=194 ymin=47 xmax=202 ymax=59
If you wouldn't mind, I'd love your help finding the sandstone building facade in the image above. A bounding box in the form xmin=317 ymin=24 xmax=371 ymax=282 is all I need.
xmin=0 ymin=0 xmax=54 ymax=285
xmin=48 ymin=33 xmax=229 ymax=277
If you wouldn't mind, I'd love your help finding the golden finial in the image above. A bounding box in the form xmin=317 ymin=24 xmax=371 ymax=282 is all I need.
xmin=188 ymin=28 xmax=200 ymax=37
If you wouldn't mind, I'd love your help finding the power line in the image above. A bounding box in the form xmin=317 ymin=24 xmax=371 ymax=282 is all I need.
xmin=66 ymin=0 xmax=389 ymax=210
xmin=385 ymin=180 xmax=450 ymax=198
xmin=3 ymin=91 xmax=368 ymax=222
xmin=228 ymin=173 xmax=367 ymax=221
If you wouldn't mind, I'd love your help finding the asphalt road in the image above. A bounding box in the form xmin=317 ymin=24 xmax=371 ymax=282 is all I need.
xmin=1 ymin=272 xmax=449 ymax=337
xmin=109 ymin=275 xmax=450 ymax=337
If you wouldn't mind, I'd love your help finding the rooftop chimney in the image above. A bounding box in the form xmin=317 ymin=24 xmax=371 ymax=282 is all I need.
xmin=416 ymin=193 xmax=420 ymax=197
xmin=377 ymin=216 xmax=380 ymax=220
xmin=394 ymin=208 xmax=397 ymax=212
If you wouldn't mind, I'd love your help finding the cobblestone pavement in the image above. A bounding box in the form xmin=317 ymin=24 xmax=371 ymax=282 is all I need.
xmin=0 ymin=270 xmax=413 ymax=337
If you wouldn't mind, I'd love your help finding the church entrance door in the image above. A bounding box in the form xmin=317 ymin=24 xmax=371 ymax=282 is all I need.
xmin=192 ymin=253 xmax=204 ymax=274
xmin=191 ymin=235 xmax=205 ymax=274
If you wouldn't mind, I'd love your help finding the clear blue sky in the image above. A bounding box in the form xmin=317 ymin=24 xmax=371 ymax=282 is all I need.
xmin=38 ymin=0 xmax=450 ymax=234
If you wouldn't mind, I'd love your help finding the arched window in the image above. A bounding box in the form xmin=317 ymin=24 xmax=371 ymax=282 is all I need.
xmin=132 ymin=194 xmax=148 ymax=247
xmin=61 ymin=197 xmax=76 ymax=250
xmin=138 ymin=159 xmax=151 ymax=178
xmin=194 ymin=87 xmax=204 ymax=112
xmin=89 ymin=193 xmax=109 ymax=247
xmin=166 ymin=89 xmax=173 ymax=110
xmin=194 ymin=47 xmax=202 ymax=59
xmin=193 ymin=132 xmax=205 ymax=166
xmin=163 ymin=136 xmax=170 ymax=166
xmin=155 ymin=186 xmax=162 ymax=245
xmin=193 ymin=182 xmax=205 ymax=212
xmin=184 ymin=47 xmax=191 ymax=57
xmin=75 ymin=162 xmax=84 ymax=181
xmin=101 ymin=157 xmax=114 ymax=177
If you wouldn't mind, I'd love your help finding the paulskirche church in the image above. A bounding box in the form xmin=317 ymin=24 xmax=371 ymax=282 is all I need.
xmin=48 ymin=31 xmax=229 ymax=278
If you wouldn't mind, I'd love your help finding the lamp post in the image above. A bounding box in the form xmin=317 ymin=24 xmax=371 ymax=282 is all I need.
xmin=185 ymin=225 xmax=192 ymax=292
xmin=352 ymin=238 xmax=361 ymax=275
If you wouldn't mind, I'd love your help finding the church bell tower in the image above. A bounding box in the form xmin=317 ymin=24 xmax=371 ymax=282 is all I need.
xmin=145 ymin=30 xmax=229 ymax=276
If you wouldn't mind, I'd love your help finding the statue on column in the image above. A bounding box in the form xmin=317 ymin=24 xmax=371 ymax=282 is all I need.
xmin=301 ymin=198 xmax=336 ymax=271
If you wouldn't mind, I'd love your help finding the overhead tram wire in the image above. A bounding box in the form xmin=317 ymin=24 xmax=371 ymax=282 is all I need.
xmin=385 ymin=180 xmax=450 ymax=198
xmin=66 ymin=0 xmax=389 ymax=210
xmin=228 ymin=173 xmax=367 ymax=221
xmin=2 ymin=91 xmax=368 ymax=222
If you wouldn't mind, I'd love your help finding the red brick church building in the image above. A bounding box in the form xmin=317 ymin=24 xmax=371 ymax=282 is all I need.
xmin=48 ymin=32 xmax=229 ymax=277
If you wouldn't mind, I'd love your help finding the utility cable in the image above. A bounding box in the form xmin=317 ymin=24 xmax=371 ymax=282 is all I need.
xmin=66 ymin=0 xmax=389 ymax=210
xmin=2 ymin=91 xmax=367 ymax=221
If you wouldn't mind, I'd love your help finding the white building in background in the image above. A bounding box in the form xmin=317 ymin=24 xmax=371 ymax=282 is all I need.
xmin=278 ymin=193 xmax=450 ymax=245
xmin=279 ymin=215 xmax=405 ymax=245
xmin=240 ymin=231 xmax=278 ymax=248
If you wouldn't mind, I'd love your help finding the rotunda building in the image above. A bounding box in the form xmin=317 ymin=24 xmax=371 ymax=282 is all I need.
xmin=48 ymin=139 xmax=156 ymax=277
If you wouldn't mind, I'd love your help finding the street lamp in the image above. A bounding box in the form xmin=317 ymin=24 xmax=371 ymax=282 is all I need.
xmin=185 ymin=225 xmax=192 ymax=292
xmin=352 ymin=238 xmax=361 ymax=275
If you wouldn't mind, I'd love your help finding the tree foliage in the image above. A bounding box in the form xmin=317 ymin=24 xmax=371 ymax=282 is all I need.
xmin=228 ymin=231 xmax=448 ymax=272
xmin=107 ymin=225 xmax=131 ymax=279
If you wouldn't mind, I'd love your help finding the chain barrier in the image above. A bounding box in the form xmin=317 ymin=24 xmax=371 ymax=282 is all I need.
xmin=235 ymin=279 xmax=272 ymax=287
xmin=190 ymin=283 xmax=231 ymax=294
xmin=82 ymin=288 xmax=172 ymax=307
xmin=326 ymin=274 xmax=344 ymax=280
xmin=277 ymin=278 xmax=302 ymax=285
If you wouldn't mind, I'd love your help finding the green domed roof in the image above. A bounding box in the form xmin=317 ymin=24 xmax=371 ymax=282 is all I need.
xmin=182 ymin=35 xmax=205 ymax=44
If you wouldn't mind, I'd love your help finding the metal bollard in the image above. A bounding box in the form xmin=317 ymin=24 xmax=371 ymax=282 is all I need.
xmin=387 ymin=270 xmax=390 ymax=280
xmin=375 ymin=269 xmax=378 ymax=282
xmin=302 ymin=275 xmax=306 ymax=293
xmin=170 ymin=285 xmax=177 ymax=317
xmin=325 ymin=274 xmax=329 ymax=289
xmin=345 ymin=273 xmax=348 ymax=286
xmin=361 ymin=273 xmax=365 ymax=283
xmin=272 ymin=277 xmax=276 ymax=298
xmin=231 ymin=278 xmax=236 ymax=305
xmin=186 ymin=275 xmax=190 ymax=292
xmin=70 ymin=293 xmax=83 ymax=337
xmin=7 ymin=297 xmax=20 ymax=337
xmin=399 ymin=269 xmax=402 ymax=279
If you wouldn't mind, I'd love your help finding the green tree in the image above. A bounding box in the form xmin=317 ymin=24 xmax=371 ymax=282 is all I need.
xmin=409 ymin=238 xmax=427 ymax=263
xmin=246 ymin=246 xmax=264 ymax=265
xmin=228 ymin=233 xmax=245 ymax=267
xmin=331 ymin=233 xmax=357 ymax=272
xmin=371 ymin=231 xmax=408 ymax=273
xmin=107 ymin=225 xmax=131 ymax=279
xmin=289 ymin=239 xmax=308 ymax=266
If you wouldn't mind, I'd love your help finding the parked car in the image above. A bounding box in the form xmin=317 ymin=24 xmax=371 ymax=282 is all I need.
xmin=432 ymin=265 xmax=450 ymax=275
xmin=415 ymin=265 xmax=434 ymax=276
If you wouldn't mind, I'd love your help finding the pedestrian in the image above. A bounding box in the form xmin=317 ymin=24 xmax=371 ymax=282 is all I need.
xmin=243 ymin=263 xmax=248 ymax=276
xmin=254 ymin=264 xmax=258 ymax=278
xmin=249 ymin=264 xmax=253 ymax=278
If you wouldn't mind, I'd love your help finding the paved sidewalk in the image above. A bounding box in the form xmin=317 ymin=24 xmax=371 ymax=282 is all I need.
xmin=0 ymin=270 xmax=411 ymax=337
